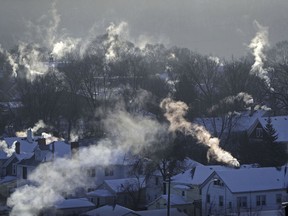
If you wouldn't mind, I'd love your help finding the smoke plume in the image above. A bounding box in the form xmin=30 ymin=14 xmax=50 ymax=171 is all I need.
xmin=248 ymin=21 xmax=271 ymax=88
xmin=16 ymin=120 xmax=46 ymax=137
xmin=7 ymin=109 xmax=165 ymax=215
xmin=160 ymin=98 xmax=240 ymax=167
xmin=208 ymin=92 xmax=254 ymax=114
xmin=0 ymin=140 xmax=16 ymax=157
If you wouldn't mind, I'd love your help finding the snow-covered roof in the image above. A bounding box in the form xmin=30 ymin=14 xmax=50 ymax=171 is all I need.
xmin=159 ymin=194 xmax=191 ymax=205
xmin=214 ymin=167 xmax=288 ymax=193
xmin=258 ymin=116 xmax=288 ymax=142
xmin=0 ymin=137 xmax=38 ymax=160
xmin=194 ymin=110 xmax=267 ymax=135
xmin=173 ymin=185 xmax=191 ymax=190
xmin=54 ymin=198 xmax=94 ymax=209
xmin=87 ymin=189 xmax=114 ymax=197
xmin=104 ymin=177 xmax=145 ymax=193
xmin=172 ymin=165 xmax=233 ymax=186
xmin=136 ymin=208 xmax=187 ymax=216
xmin=83 ymin=204 xmax=139 ymax=216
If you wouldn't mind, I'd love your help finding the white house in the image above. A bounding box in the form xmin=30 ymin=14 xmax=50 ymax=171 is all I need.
xmin=201 ymin=166 xmax=288 ymax=215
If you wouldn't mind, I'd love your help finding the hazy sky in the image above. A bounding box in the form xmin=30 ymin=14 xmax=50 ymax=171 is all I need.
xmin=1 ymin=0 xmax=288 ymax=58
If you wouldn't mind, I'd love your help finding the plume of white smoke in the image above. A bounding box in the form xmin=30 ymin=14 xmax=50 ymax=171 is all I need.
xmin=208 ymin=92 xmax=254 ymax=114
xmin=42 ymin=132 xmax=64 ymax=145
xmin=7 ymin=110 xmax=165 ymax=215
xmin=0 ymin=45 xmax=18 ymax=77
xmin=160 ymin=98 xmax=240 ymax=167
xmin=69 ymin=130 xmax=79 ymax=143
xmin=104 ymin=22 xmax=129 ymax=62
xmin=31 ymin=120 xmax=46 ymax=132
xmin=16 ymin=120 xmax=46 ymax=137
xmin=248 ymin=21 xmax=271 ymax=88
xmin=4 ymin=1 xmax=80 ymax=80
xmin=52 ymin=38 xmax=80 ymax=59
xmin=0 ymin=140 xmax=16 ymax=157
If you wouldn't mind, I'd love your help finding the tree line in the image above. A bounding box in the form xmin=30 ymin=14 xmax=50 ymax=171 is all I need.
xmin=1 ymin=33 xmax=288 ymax=169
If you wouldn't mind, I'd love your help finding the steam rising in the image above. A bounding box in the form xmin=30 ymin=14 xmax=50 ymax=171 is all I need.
xmin=0 ymin=140 xmax=16 ymax=157
xmin=16 ymin=120 xmax=46 ymax=137
xmin=7 ymin=110 xmax=164 ymax=215
xmin=208 ymin=92 xmax=254 ymax=114
xmin=248 ymin=21 xmax=271 ymax=88
xmin=160 ymin=98 xmax=240 ymax=167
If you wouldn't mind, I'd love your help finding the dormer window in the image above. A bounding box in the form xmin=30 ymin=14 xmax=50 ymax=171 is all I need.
xmin=256 ymin=128 xmax=263 ymax=138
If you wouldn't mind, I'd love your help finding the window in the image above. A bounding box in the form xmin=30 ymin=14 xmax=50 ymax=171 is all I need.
xmin=256 ymin=128 xmax=263 ymax=138
xmin=22 ymin=167 xmax=27 ymax=179
xmin=104 ymin=167 xmax=114 ymax=176
xmin=182 ymin=191 xmax=185 ymax=196
xmin=276 ymin=194 xmax=282 ymax=204
xmin=256 ymin=195 xmax=266 ymax=206
xmin=237 ymin=196 xmax=247 ymax=208
xmin=219 ymin=195 xmax=224 ymax=207
xmin=214 ymin=179 xmax=224 ymax=186
xmin=207 ymin=194 xmax=210 ymax=203
xmin=12 ymin=163 xmax=17 ymax=175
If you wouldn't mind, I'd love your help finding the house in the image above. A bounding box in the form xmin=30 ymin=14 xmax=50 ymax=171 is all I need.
xmin=248 ymin=116 xmax=288 ymax=144
xmin=194 ymin=110 xmax=268 ymax=136
xmin=87 ymin=177 xmax=146 ymax=210
xmin=0 ymin=136 xmax=38 ymax=178
xmin=16 ymin=140 xmax=73 ymax=187
xmin=82 ymin=204 xmax=140 ymax=216
xmin=147 ymin=164 xmax=234 ymax=216
xmin=147 ymin=194 xmax=192 ymax=215
xmin=85 ymin=152 xmax=139 ymax=190
xmin=194 ymin=110 xmax=269 ymax=149
xmin=82 ymin=204 xmax=189 ymax=216
xmin=44 ymin=197 xmax=95 ymax=216
xmin=145 ymin=158 xmax=199 ymax=205
xmin=200 ymin=166 xmax=288 ymax=215
xmin=0 ymin=134 xmax=39 ymax=200
xmin=145 ymin=170 xmax=163 ymax=204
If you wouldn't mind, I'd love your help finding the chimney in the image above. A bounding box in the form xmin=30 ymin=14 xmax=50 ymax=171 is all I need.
xmin=15 ymin=141 xmax=20 ymax=154
xmin=27 ymin=128 xmax=33 ymax=143
xmin=37 ymin=138 xmax=49 ymax=150
xmin=70 ymin=141 xmax=79 ymax=158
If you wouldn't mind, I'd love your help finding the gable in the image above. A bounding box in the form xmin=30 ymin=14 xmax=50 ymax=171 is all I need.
xmin=258 ymin=116 xmax=288 ymax=142
xmin=248 ymin=121 xmax=266 ymax=139
xmin=2 ymin=155 xmax=18 ymax=167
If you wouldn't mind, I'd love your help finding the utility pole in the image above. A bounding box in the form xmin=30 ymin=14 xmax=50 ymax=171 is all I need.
xmin=167 ymin=172 xmax=171 ymax=216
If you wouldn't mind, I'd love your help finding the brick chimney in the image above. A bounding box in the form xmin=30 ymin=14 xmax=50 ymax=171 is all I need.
xmin=37 ymin=138 xmax=49 ymax=150
xmin=15 ymin=141 xmax=20 ymax=154
xmin=70 ymin=141 xmax=79 ymax=158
